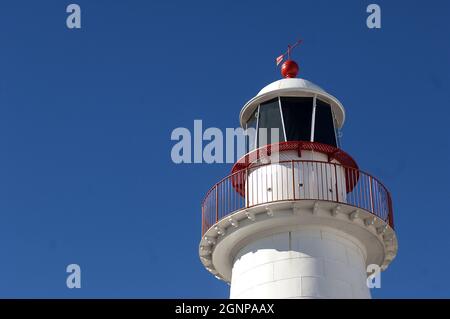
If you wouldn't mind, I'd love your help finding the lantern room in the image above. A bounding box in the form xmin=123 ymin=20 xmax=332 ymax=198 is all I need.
xmin=239 ymin=78 xmax=346 ymax=152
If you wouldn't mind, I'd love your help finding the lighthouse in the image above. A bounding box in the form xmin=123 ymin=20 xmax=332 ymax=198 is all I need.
xmin=199 ymin=45 xmax=398 ymax=299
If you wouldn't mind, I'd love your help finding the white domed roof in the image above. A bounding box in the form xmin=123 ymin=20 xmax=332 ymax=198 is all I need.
xmin=240 ymin=78 xmax=346 ymax=128
xmin=257 ymin=78 xmax=326 ymax=97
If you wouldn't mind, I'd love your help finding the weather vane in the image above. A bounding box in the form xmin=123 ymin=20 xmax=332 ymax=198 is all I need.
xmin=276 ymin=39 xmax=302 ymax=78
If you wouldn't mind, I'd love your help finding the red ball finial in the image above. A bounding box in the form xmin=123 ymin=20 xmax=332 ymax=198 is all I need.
xmin=281 ymin=60 xmax=299 ymax=78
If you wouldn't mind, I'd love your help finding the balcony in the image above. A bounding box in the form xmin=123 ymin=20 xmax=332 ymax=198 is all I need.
xmin=201 ymin=160 xmax=394 ymax=236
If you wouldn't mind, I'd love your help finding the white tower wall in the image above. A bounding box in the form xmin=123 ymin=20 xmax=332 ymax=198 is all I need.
xmin=230 ymin=226 xmax=370 ymax=299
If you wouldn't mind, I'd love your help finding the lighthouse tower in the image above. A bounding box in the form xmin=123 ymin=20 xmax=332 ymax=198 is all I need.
xmin=199 ymin=50 xmax=398 ymax=299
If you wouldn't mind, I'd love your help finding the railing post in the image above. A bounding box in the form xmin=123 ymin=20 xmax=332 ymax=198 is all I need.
xmin=291 ymin=160 xmax=296 ymax=200
xmin=215 ymin=186 xmax=219 ymax=223
xmin=334 ymin=163 xmax=339 ymax=202
xmin=201 ymin=204 xmax=204 ymax=236
xmin=246 ymin=168 xmax=249 ymax=208
xmin=369 ymin=176 xmax=375 ymax=214
xmin=388 ymin=194 xmax=394 ymax=228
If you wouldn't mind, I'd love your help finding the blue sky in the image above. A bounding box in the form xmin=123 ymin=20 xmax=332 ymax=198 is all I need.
xmin=0 ymin=0 xmax=449 ymax=298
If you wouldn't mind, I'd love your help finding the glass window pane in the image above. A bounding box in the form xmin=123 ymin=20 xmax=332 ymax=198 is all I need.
xmin=245 ymin=108 xmax=258 ymax=152
xmin=257 ymin=98 xmax=284 ymax=148
xmin=314 ymin=99 xmax=337 ymax=147
xmin=281 ymin=97 xmax=313 ymax=142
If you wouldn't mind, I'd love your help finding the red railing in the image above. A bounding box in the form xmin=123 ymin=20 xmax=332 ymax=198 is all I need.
xmin=201 ymin=160 xmax=394 ymax=236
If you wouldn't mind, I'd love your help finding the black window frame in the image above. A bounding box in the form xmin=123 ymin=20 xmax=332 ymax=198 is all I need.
xmin=244 ymin=95 xmax=339 ymax=151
